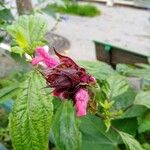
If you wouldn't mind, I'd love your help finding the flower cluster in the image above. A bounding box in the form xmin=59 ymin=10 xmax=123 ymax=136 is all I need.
xmin=32 ymin=46 xmax=96 ymax=117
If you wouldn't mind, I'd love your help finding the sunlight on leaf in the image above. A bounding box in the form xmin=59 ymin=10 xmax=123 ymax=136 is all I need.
xmin=7 ymin=15 xmax=48 ymax=56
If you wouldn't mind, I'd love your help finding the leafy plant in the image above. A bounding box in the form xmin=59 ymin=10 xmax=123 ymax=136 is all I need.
xmin=0 ymin=15 xmax=150 ymax=150
xmin=47 ymin=3 xmax=100 ymax=17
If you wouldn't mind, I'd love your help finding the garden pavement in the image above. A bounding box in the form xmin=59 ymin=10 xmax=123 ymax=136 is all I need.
xmin=48 ymin=2 xmax=150 ymax=60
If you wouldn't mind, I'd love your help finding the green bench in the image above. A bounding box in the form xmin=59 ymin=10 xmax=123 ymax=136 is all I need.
xmin=94 ymin=41 xmax=149 ymax=67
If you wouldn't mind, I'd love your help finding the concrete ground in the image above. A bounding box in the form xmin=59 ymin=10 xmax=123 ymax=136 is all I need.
xmin=51 ymin=3 xmax=150 ymax=60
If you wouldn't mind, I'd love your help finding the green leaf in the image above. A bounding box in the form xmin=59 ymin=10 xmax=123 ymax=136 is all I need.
xmin=116 ymin=64 xmax=150 ymax=78
xmin=80 ymin=114 xmax=119 ymax=150
xmin=0 ymin=85 xmax=19 ymax=104
xmin=9 ymin=70 xmax=53 ymax=150
xmin=138 ymin=111 xmax=150 ymax=133
xmin=138 ymin=118 xmax=150 ymax=133
xmin=0 ymin=8 xmax=14 ymax=21
xmin=141 ymin=78 xmax=150 ymax=91
xmin=142 ymin=143 xmax=150 ymax=150
xmin=134 ymin=91 xmax=150 ymax=109
xmin=116 ymin=63 xmax=150 ymax=90
xmin=112 ymin=88 xmax=136 ymax=111
xmin=119 ymin=131 xmax=143 ymax=150
xmin=11 ymin=46 xmax=24 ymax=56
xmin=0 ymin=7 xmax=14 ymax=29
xmin=120 ymin=105 xmax=147 ymax=118
xmin=0 ymin=72 xmax=29 ymax=104
xmin=7 ymin=15 xmax=48 ymax=55
xmin=78 ymin=61 xmax=115 ymax=80
xmin=112 ymin=118 xmax=138 ymax=136
xmin=104 ymin=118 xmax=111 ymax=132
xmin=52 ymin=101 xmax=81 ymax=150
xmin=103 ymin=75 xmax=129 ymax=100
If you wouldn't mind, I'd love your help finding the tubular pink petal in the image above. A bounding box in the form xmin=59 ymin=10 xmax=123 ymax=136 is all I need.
xmin=44 ymin=58 xmax=59 ymax=68
xmin=75 ymin=89 xmax=89 ymax=103
xmin=32 ymin=46 xmax=59 ymax=68
xmin=32 ymin=57 xmax=43 ymax=66
xmin=75 ymin=88 xmax=89 ymax=117
xmin=75 ymin=100 xmax=87 ymax=117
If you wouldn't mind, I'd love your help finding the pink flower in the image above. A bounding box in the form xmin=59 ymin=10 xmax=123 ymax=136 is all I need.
xmin=75 ymin=88 xmax=89 ymax=117
xmin=32 ymin=47 xmax=59 ymax=68
xmin=32 ymin=47 xmax=96 ymax=117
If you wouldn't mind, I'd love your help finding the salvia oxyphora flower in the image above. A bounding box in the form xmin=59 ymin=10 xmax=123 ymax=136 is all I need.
xmin=32 ymin=46 xmax=96 ymax=117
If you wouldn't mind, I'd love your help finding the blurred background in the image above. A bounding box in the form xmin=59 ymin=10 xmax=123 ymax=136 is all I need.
xmin=1 ymin=0 xmax=150 ymax=61
xmin=0 ymin=0 xmax=150 ymax=149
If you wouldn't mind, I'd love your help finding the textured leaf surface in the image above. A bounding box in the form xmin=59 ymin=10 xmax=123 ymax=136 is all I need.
xmin=116 ymin=63 xmax=150 ymax=78
xmin=134 ymin=91 xmax=150 ymax=109
xmin=52 ymin=101 xmax=81 ymax=150
xmin=116 ymin=64 xmax=150 ymax=90
xmin=10 ymin=71 xmax=53 ymax=150
xmin=80 ymin=114 xmax=119 ymax=150
xmin=119 ymin=131 xmax=143 ymax=150
xmin=112 ymin=89 xmax=147 ymax=119
xmin=112 ymin=88 xmax=136 ymax=111
xmin=103 ymin=75 xmax=129 ymax=100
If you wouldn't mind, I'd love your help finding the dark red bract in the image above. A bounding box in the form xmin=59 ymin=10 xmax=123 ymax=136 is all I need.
xmin=32 ymin=46 xmax=96 ymax=116
xmin=44 ymin=49 xmax=95 ymax=99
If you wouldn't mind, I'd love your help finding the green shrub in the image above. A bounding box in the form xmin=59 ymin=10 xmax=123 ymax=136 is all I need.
xmin=48 ymin=3 xmax=101 ymax=17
